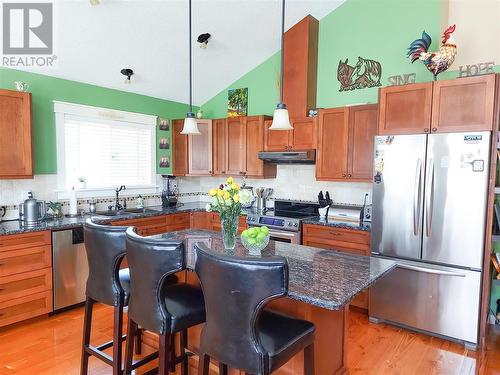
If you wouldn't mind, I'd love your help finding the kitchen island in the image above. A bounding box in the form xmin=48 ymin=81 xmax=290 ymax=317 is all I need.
xmin=144 ymin=230 xmax=395 ymax=375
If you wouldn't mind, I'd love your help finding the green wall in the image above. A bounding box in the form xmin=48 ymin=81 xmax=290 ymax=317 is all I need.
xmin=202 ymin=0 xmax=498 ymax=117
xmin=0 ymin=67 xmax=191 ymax=175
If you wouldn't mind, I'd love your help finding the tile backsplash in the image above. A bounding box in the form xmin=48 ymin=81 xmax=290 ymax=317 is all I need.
xmin=0 ymin=165 xmax=371 ymax=220
xmin=179 ymin=164 xmax=372 ymax=206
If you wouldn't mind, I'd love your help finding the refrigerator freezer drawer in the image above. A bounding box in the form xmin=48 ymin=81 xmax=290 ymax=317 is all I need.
xmin=369 ymin=258 xmax=481 ymax=344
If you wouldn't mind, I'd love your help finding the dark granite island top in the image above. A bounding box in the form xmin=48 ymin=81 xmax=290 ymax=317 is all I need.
xmin=150 ymin=229 xmax=395 ymax=311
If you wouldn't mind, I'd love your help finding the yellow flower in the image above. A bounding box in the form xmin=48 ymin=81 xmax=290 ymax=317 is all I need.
xmin=231 ymin=183 xmax=240 ymax=191
xmin=217 ymin=189 xmax=224 ymax=197
xmin=208 ymin=188 xmax=217 ymax=197
xmin=233 ymin=194 xmax=240 ymax=203
xmin=226 ymin=176 xmax=234 ymax=185
xmin=223 ymin=191 xmax=231 ymax=200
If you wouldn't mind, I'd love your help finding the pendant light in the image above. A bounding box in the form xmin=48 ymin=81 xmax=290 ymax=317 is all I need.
xmin=181 ymin=0 xmax=200 ymax=135
xmin=269 ymin=0 xmax=293 ymax=131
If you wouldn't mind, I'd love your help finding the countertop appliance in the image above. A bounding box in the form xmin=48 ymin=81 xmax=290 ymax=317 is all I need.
xmin=19 ymin=192 xmax=46 ymax=225
xmin=258 ymin=150 xmax=316 ymax=164
xmin=246 ymin=200 xmax=319 ymax=244
xmin=52 ymin=227 xmax=88 ymax=311
xmin=161 ymin=175 xmax=178 ymax=207
xmin=369 ymin=132 xmax=491 ymax=348
xmin=328 ymin=205 xmax=363 ymax=222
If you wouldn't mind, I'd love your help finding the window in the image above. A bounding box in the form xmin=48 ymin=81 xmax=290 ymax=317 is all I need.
xmin=55 ymin=101 xmax=157 ymax=192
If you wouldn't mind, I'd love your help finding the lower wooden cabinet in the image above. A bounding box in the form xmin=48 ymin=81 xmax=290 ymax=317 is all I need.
xmin=113 ymin=213 xmax=190 ymax=236
xmin=302 ymin=224 xmax=371 ymax=309
xmin=0 ymin=231 xmax=52 ymax=327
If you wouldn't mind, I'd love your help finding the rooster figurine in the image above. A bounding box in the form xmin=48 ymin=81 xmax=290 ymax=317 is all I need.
xmin=407 ymin=25 xmax=457 ymax=80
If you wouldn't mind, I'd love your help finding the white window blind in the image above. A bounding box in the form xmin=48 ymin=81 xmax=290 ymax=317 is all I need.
xmin=54 ymin=102 xmax=157 ymax=192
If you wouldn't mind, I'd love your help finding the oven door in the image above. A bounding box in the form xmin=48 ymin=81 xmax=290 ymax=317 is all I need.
xmin=267 ymin=229 xmax=300 ymax=244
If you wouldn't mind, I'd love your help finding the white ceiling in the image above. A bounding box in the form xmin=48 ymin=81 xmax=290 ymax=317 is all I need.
xmin=16 ymin=0 xmax=344 ymax=105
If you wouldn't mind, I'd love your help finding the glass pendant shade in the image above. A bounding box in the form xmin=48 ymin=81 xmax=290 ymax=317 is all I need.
xmin=181 ymin=113 xmax=200 ymax=135
xmin=270 ymin=104 xmax=293 ymax=131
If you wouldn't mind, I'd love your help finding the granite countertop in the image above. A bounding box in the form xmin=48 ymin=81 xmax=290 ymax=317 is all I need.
xmin=151 ymin=229 xmax=395 ymax=310
xmin=0 ymin=202 xmax=211 ymax=236
xmin=302 ymin=217 xmax=371 ymax=232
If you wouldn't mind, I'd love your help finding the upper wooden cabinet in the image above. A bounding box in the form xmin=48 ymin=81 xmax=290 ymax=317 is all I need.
xmin=316 ymin=105 xmax=377 ymax=182
xmin=188 ymin=120 xmax=212 ymax=175
xmin=226 ymin=117 xmax=246 ymax=176
xmin=378 ymin=74 xmax=497 ymax=135
xmin=378 ymin=82 xmax=433 ymax=135
xmin=212 ymin=118 xmax=227 ymax=176
xmin=172 ymin=119 xmax=188 ymax=176
xmin=431 ymin=74 xmax=496 ymax=133
xmin=222 ymin=116 xmax=276 ymax=179
xmin=264 ymin=117 xmax=317 ymax=151
xmin=0 ymin=89 xmax=32 ymax=179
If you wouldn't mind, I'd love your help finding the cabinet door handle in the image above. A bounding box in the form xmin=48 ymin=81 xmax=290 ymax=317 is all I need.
xmin=432 ymin=127 xmax=437 ymax=132
xmin=347 ymin=174 xmax=352 ymax=178
xmin=342 ymin=173 xmax=347 ymax=177
xmin=424 ymin=128 xmax=429 ymax=133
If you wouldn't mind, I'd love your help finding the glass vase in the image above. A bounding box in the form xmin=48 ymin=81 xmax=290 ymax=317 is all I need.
xmin=219 ymin=208 xmax=240 ymax=250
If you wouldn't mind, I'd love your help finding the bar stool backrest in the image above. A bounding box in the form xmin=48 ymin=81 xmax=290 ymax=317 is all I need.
xmin=125 ymin=227 xmax=184 ymax=334
xmin=194 ymin=243 xmax=288 ymax=375
xmin=83 ymin=219 xmax=128 ymax=306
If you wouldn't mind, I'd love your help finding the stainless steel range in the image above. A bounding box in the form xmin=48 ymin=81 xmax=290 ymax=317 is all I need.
xmin=246 ymin=200 xmax=319 ymax=244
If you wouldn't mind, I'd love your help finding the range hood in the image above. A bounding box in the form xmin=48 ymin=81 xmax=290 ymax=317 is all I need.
xmin=258 ymin=150 xmax=316 ymax=164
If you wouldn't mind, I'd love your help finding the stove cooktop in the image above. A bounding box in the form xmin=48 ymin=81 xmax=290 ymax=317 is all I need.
xmin=246 ymin=200 xmax=320 ymax=231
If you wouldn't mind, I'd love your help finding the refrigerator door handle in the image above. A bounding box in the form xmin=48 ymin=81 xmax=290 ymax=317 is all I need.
xmin=413 ymin=159 xmax=422 ymax=236
xmin=425 ymin=159 xmax=435 ymax=237
xmin=398 ymin=263 xmax=466 ymax=277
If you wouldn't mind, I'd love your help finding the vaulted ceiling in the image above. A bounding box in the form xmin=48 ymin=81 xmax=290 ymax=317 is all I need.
xmin=15 ymin=0 xmax=345 ymax=105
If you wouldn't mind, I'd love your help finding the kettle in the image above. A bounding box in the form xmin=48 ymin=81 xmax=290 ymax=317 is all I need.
xmin=19 ymin=192 xmax=46 ymax=224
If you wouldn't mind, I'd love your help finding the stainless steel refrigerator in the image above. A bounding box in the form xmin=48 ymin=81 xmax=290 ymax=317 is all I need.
xmin=369 ymin=131 xmax=491 ymax=347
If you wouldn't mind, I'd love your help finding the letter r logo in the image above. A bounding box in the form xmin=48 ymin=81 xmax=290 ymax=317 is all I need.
xmin=2 ymin=3 xmax=53 ymax=55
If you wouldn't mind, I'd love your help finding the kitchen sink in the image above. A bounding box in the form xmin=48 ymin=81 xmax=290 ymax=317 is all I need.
xmin=95 ymin=210 xmax=121 ymax=216
xmin=123 ymin=208 xmax=157 ymax=214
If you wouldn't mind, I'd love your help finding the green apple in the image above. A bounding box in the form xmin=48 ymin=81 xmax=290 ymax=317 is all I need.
xmin=260 ymin=226 xmax=269 ymax=235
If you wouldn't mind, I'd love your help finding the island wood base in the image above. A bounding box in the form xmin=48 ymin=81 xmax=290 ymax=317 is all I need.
xmin=141 ymin=271 xmax=348 ymax=375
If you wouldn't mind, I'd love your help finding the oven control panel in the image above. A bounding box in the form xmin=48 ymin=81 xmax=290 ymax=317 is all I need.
xmin=246 ymin=213 xmax=300 ymax=230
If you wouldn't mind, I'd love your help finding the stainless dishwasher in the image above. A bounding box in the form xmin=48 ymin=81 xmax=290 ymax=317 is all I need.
xmin=52 ymin=227 xmax=89 ymax=311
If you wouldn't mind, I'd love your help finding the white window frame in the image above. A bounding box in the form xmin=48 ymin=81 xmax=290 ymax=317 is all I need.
xmin=54 ymin=101 xmax=158 ymax=199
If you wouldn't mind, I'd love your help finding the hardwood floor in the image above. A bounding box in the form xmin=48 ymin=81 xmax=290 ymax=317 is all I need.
xmin=0 ymin=305 xmax=498 ymax=375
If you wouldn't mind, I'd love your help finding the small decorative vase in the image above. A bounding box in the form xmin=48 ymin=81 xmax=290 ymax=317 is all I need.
xmin=196 ymin=108 xmax=204 ymax=119
xmin=220 ymin=209 xmax=240 ymax=250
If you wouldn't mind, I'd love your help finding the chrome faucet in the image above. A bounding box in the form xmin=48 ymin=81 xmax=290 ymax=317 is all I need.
xmin=114 ymin=185 xmax=126 ymax=210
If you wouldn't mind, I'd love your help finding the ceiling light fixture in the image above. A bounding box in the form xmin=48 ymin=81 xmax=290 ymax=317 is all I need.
xmin=181 ymin=0 xmax=200 ymax=135
xmin=269 ymin=0 xmax=293 ymax=131
xmin=197 ymin=33 xmax=211 ymax=49
xmin=120 ymin=68 xmax=134 ymax=84
xmin=89 ymin=0 xmax=101 ymax=6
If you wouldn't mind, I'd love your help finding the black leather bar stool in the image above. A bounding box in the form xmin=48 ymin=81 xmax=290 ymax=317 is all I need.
xmin=81 ymin=219 xmax=149 ymax=375
xmin=123 ymin=227 xmax=206 ymax=375
xmin=194 ymin=243 xmax=316 ymax=375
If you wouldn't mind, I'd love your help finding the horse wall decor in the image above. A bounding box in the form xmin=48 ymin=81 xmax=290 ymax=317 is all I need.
xmin=337 ymin=56 xmax=382 ymax=91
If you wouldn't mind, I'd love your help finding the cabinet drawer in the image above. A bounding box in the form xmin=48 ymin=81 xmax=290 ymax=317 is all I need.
xmin=114 ymin=216 xmax=166 ymax=228
xmin=166 ymin=223 xmax=190 ymax=232
xmin=0 ymin=268 xmax=52 ymax=303
xmin=303 ymin=225 xmax=370 ymax=245
xmin=165 ymin=213 xmax=189 ymax=226
xmin=0 ymin=291 xmax=52 ymax=327
xmin=0 ymin=245 xmax=52 ymax=277
xmin=0 ymin=231 xmax=51 ymax=252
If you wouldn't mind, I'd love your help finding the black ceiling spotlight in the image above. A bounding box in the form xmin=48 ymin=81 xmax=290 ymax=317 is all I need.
xmin=120 ymin=68 xmax=134 ymax=84
xmin=197 ymin=33 xmax=211 ymax=49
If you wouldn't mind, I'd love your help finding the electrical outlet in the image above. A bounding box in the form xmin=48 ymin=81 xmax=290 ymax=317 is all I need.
xmin=364 ymin=191 xmax=372 ymax=204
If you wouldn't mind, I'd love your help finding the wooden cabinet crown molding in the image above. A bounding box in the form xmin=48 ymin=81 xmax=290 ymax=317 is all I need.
xmin=0 ymin=89 xmax=33 ymax=179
